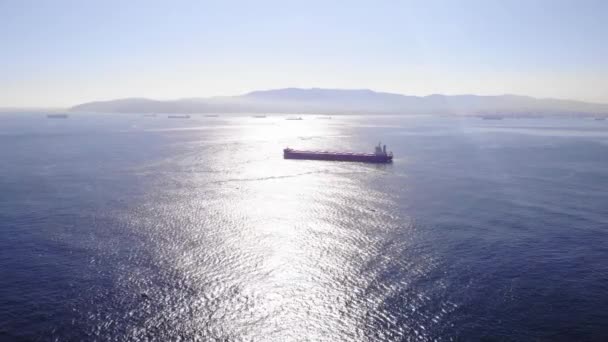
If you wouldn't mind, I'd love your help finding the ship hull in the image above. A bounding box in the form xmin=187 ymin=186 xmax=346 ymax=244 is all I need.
xmin=284 ymin=149 xmax=392 ymax=163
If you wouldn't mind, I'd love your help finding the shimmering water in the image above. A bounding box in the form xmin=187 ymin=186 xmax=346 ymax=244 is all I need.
xmin=1 ymin=114 xmax=608 ymax=341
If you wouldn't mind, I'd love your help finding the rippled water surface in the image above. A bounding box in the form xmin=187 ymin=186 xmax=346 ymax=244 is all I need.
xmin=1 ymin=114 xmax=608 ymax=341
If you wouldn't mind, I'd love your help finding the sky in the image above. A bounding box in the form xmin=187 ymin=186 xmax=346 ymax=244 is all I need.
xmin=1 ymin=0 xmax=607 ymax=107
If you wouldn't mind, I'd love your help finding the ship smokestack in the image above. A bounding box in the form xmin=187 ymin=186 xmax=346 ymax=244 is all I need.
xmin=383 ymin=145 xmax=386 ymax=154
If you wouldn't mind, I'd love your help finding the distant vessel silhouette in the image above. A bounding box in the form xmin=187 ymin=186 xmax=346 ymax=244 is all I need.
xmin=167 ymin=115 xmax=190 ymax=119
xmin=286 ymin=116 xmax=303 ymax=120
xmin=47 ymin=114 xmax=68 ymax=119
xmin=284 ymin=142 xmax=393 ymax=163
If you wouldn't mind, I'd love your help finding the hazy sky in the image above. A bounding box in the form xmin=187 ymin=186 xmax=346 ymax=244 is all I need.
xmin=1 ymin=0 xmax=607 ymax=107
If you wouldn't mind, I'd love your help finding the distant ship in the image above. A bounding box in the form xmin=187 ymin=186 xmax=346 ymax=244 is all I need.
xmin=286 ymin=116 xmax=303 ymax=120
xmin=316 ymin=116 xmax=332 ymax=120
xmin=284 ymin=142 xmax=393 ymax=163
xmin=480 ymin=115 xmax=503 ymax=120
xmin=594 ymin=117 xmax=606 ymax=121
xmin=47 ymin=114 xmax=68 ymax=119
xmin=253 ymin=115 xmax=267 ymax=118
xmin=204 ymin=114 xmax=219 ymax=117
xmin=143 ymin=114 xmax=157 ymax=117
xmin=167 ymin=115 xmax=190 ymax=119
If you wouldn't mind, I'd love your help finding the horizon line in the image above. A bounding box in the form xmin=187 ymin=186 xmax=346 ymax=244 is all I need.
xmin=3 ymin=87 xmax=608 ymax=109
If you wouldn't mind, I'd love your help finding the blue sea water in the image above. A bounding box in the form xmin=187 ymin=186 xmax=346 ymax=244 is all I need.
xmin=1 ymin=113 xmax=607 ymax=341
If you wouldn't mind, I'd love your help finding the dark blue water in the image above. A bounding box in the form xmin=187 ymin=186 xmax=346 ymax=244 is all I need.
xmin=1 ymin=113 xmax=607 ymax=341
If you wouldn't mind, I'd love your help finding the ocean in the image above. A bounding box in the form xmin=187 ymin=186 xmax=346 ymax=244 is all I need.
xmin=1 ymin=113 xmax=607 ymax=341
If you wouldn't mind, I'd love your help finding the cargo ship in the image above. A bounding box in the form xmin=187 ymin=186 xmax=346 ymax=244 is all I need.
xmin=47 ymin=114 xmax=68 ymax=119
xmin=284 ymin=143 xmax=393 ymax=163
xmin=480 ymin=115 xmax=504 ymax=120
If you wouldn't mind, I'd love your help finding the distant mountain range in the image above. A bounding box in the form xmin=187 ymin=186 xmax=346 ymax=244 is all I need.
xmin=70 ymin=88 xmax=608 ymax=116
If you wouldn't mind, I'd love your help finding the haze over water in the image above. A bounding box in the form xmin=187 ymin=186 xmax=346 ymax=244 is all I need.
xmin=1 ymin=113 xmax=608 ymax=341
